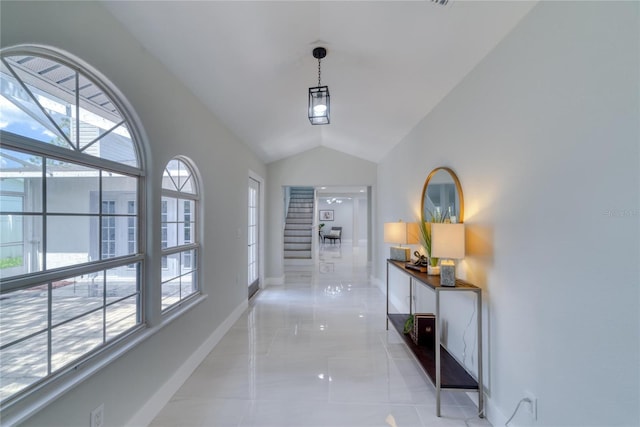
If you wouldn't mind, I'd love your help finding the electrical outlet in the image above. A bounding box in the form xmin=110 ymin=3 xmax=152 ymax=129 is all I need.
xmin=524 ymin=391 xmax=537 ymax=421
xmin=90 ymin=404 xmax=104 ymax=427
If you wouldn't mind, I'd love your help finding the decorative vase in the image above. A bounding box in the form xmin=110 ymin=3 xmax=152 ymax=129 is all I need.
xmin=427 ymin=265 xmax=440 ymax=275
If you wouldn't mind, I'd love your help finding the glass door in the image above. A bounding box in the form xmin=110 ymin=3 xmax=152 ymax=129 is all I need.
xmin=248 ymin=177 xmax=260 ymax=298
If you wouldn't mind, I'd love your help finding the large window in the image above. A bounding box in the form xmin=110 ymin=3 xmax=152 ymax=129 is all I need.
xmin=161 ymin=158 xmax=199 ymax=311
xmin=0 ymin=47 xmax=143 ymax=406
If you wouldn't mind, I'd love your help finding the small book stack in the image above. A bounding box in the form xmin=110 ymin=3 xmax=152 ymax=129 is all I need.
xmin=410 ymin=313 xmax=436 ymax=349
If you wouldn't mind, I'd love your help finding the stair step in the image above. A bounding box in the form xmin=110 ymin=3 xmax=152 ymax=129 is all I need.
xmin=287 ymin=212 xmax=312 ymax=217
xmin=284 ymin=242 xmax=312 ymax=250
xmin=285 ymin=224 xmax=311 ymax=230
xmin=284 ymin=227 xmax=312 ymax=232
xmin=287 ymin=217 xmax=312 ymax=222
xmin=284 ymin=229 xmax=312 ymax=236
xmin=284 ymin=251 xmax=312 ymax=259
xmin=284 ymin=229 xmax=312 ymax=235
xmin=284 ymin=236 xmax=312 ymax=244
xmin=286 ymin=218 xmax=312 ymax=224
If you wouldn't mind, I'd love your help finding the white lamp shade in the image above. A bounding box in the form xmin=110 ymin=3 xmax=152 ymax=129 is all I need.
xmin=407 ymin=222 xmax=419 ymax=245
xmin=431 ymin=223 xmax=465 ymax=259
xmin=384 ymin=222 xmax=419 ymax=245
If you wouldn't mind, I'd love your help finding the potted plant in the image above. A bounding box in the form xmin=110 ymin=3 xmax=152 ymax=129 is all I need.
xmin=418 ymin=209 xmax=448 ymax=275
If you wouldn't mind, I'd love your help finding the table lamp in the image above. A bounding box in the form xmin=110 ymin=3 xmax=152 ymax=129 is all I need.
xmin=384 ymin=220 xmax=419 ymax=261
xmin=431 ymin=223 xmax=465 ymax=286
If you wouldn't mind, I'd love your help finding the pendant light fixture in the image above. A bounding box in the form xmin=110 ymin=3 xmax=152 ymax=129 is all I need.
xmin=308 ymin=47 xmax=330 ymax=125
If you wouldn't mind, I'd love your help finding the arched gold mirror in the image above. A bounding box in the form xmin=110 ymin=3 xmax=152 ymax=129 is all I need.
xmin=420 ymin=167 xmax=464 ymax=224
xmin=418 ymin=167 xmax=464 ymax=273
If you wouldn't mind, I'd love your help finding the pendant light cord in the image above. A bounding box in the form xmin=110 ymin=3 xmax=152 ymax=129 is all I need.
xmin=317 ymin=57 xmax=322 ymax=87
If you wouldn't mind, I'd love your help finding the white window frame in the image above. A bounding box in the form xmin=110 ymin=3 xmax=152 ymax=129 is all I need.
xmin=0 ymin=45 xmax=146 ymax=415
xmin=160 ymin=158 xmax=200 ymax=312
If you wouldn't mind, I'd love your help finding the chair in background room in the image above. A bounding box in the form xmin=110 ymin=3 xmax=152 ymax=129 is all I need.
xmin=324 ymin=226 xmax=342 ymax=244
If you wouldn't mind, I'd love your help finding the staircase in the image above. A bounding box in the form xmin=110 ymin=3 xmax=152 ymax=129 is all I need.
xmin=284 ymin=187 xmax=314 ymax=259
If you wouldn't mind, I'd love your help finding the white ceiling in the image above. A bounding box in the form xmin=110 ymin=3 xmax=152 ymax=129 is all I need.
xmin=102 ymin=1 xmax=536 ymax=164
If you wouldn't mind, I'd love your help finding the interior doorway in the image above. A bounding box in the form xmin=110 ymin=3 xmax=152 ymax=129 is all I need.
xmin=315 ymin=186 xmax=370 ymax=261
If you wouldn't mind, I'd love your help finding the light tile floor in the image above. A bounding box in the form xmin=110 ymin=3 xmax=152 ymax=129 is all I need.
xmin=150 ymin=242 xmax=491 ymax=427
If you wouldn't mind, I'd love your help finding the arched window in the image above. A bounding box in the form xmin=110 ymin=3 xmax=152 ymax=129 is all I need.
xmin=161 ymin=158 xmax=199 ymax=311
xmin=0 ymin=47 xmax=144 ymax=405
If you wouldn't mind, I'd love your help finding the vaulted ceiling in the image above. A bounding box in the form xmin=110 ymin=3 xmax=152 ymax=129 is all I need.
xmin=102 ymin=1 xmax=536 ymax=164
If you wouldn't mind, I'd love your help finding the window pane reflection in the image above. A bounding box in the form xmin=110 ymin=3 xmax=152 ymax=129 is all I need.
xmin=0 ymin=332 xmax=48 ymax=402
xmin=161 ymin=277 xmax=180 ymax=310
xmin=46 ymin=216 xmax=97 ymax=269
xmin=46 ymin=161 xmax=99 ymax=214
xmin=52 ymin=274 xmax=103 ymax=325
xmin=0 ymin=214 xmax=42 ymax=278
xmin=0 ymin=286 xmax=48 ymax=345
xmin=51 ymin=310 xmax=103 ymax=372
xmin=106 ymin=264 xmax=139 ymax=302
xmin=106 ymin=296 xmax=138 ymax=340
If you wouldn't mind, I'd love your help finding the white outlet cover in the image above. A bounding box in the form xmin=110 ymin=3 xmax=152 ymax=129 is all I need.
xmin=90 ymin=404 xmax=104 ymax=427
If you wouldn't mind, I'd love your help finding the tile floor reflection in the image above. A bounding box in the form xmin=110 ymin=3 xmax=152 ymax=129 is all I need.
xmin=150 ymin=242 xmax=491 ymax=427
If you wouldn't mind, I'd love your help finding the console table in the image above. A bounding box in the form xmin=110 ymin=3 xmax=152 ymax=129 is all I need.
xmin=386 ymin=259 xmax=483 ymax=417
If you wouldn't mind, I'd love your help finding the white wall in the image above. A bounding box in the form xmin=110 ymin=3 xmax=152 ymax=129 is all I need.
xmin=266 ymin=146 xmax=376 ymax=282
xmin=1 ymin=1 xmax=266 ymax=426
xmin=377 ymin=2 xmax=639 ymax=426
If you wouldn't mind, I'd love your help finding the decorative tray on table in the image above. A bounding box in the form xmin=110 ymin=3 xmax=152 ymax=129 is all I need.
xmin=404 ymin=263 xmax=427 ymax=273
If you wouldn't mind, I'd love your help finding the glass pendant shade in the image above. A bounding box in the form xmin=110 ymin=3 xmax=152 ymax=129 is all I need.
xmin=308 ymin=86 xmax=330 ymax=125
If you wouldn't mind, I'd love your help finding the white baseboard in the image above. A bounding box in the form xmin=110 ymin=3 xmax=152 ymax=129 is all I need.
xmin=265 ymin=276 xmax=284 ymax=286
xmin=127 ymin=299 xmax=248 ymax=427
xmin=481 ymin=392 xmax=507 ymax=427
xmin=371 ymin=274 xmax=385 ymax=295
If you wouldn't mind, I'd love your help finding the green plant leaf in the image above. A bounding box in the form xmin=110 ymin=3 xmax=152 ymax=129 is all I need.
xmin=418 ymin=209 xmax=448 ymax=264
xmin=403 ymin=314 xmax=414 ymax=334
